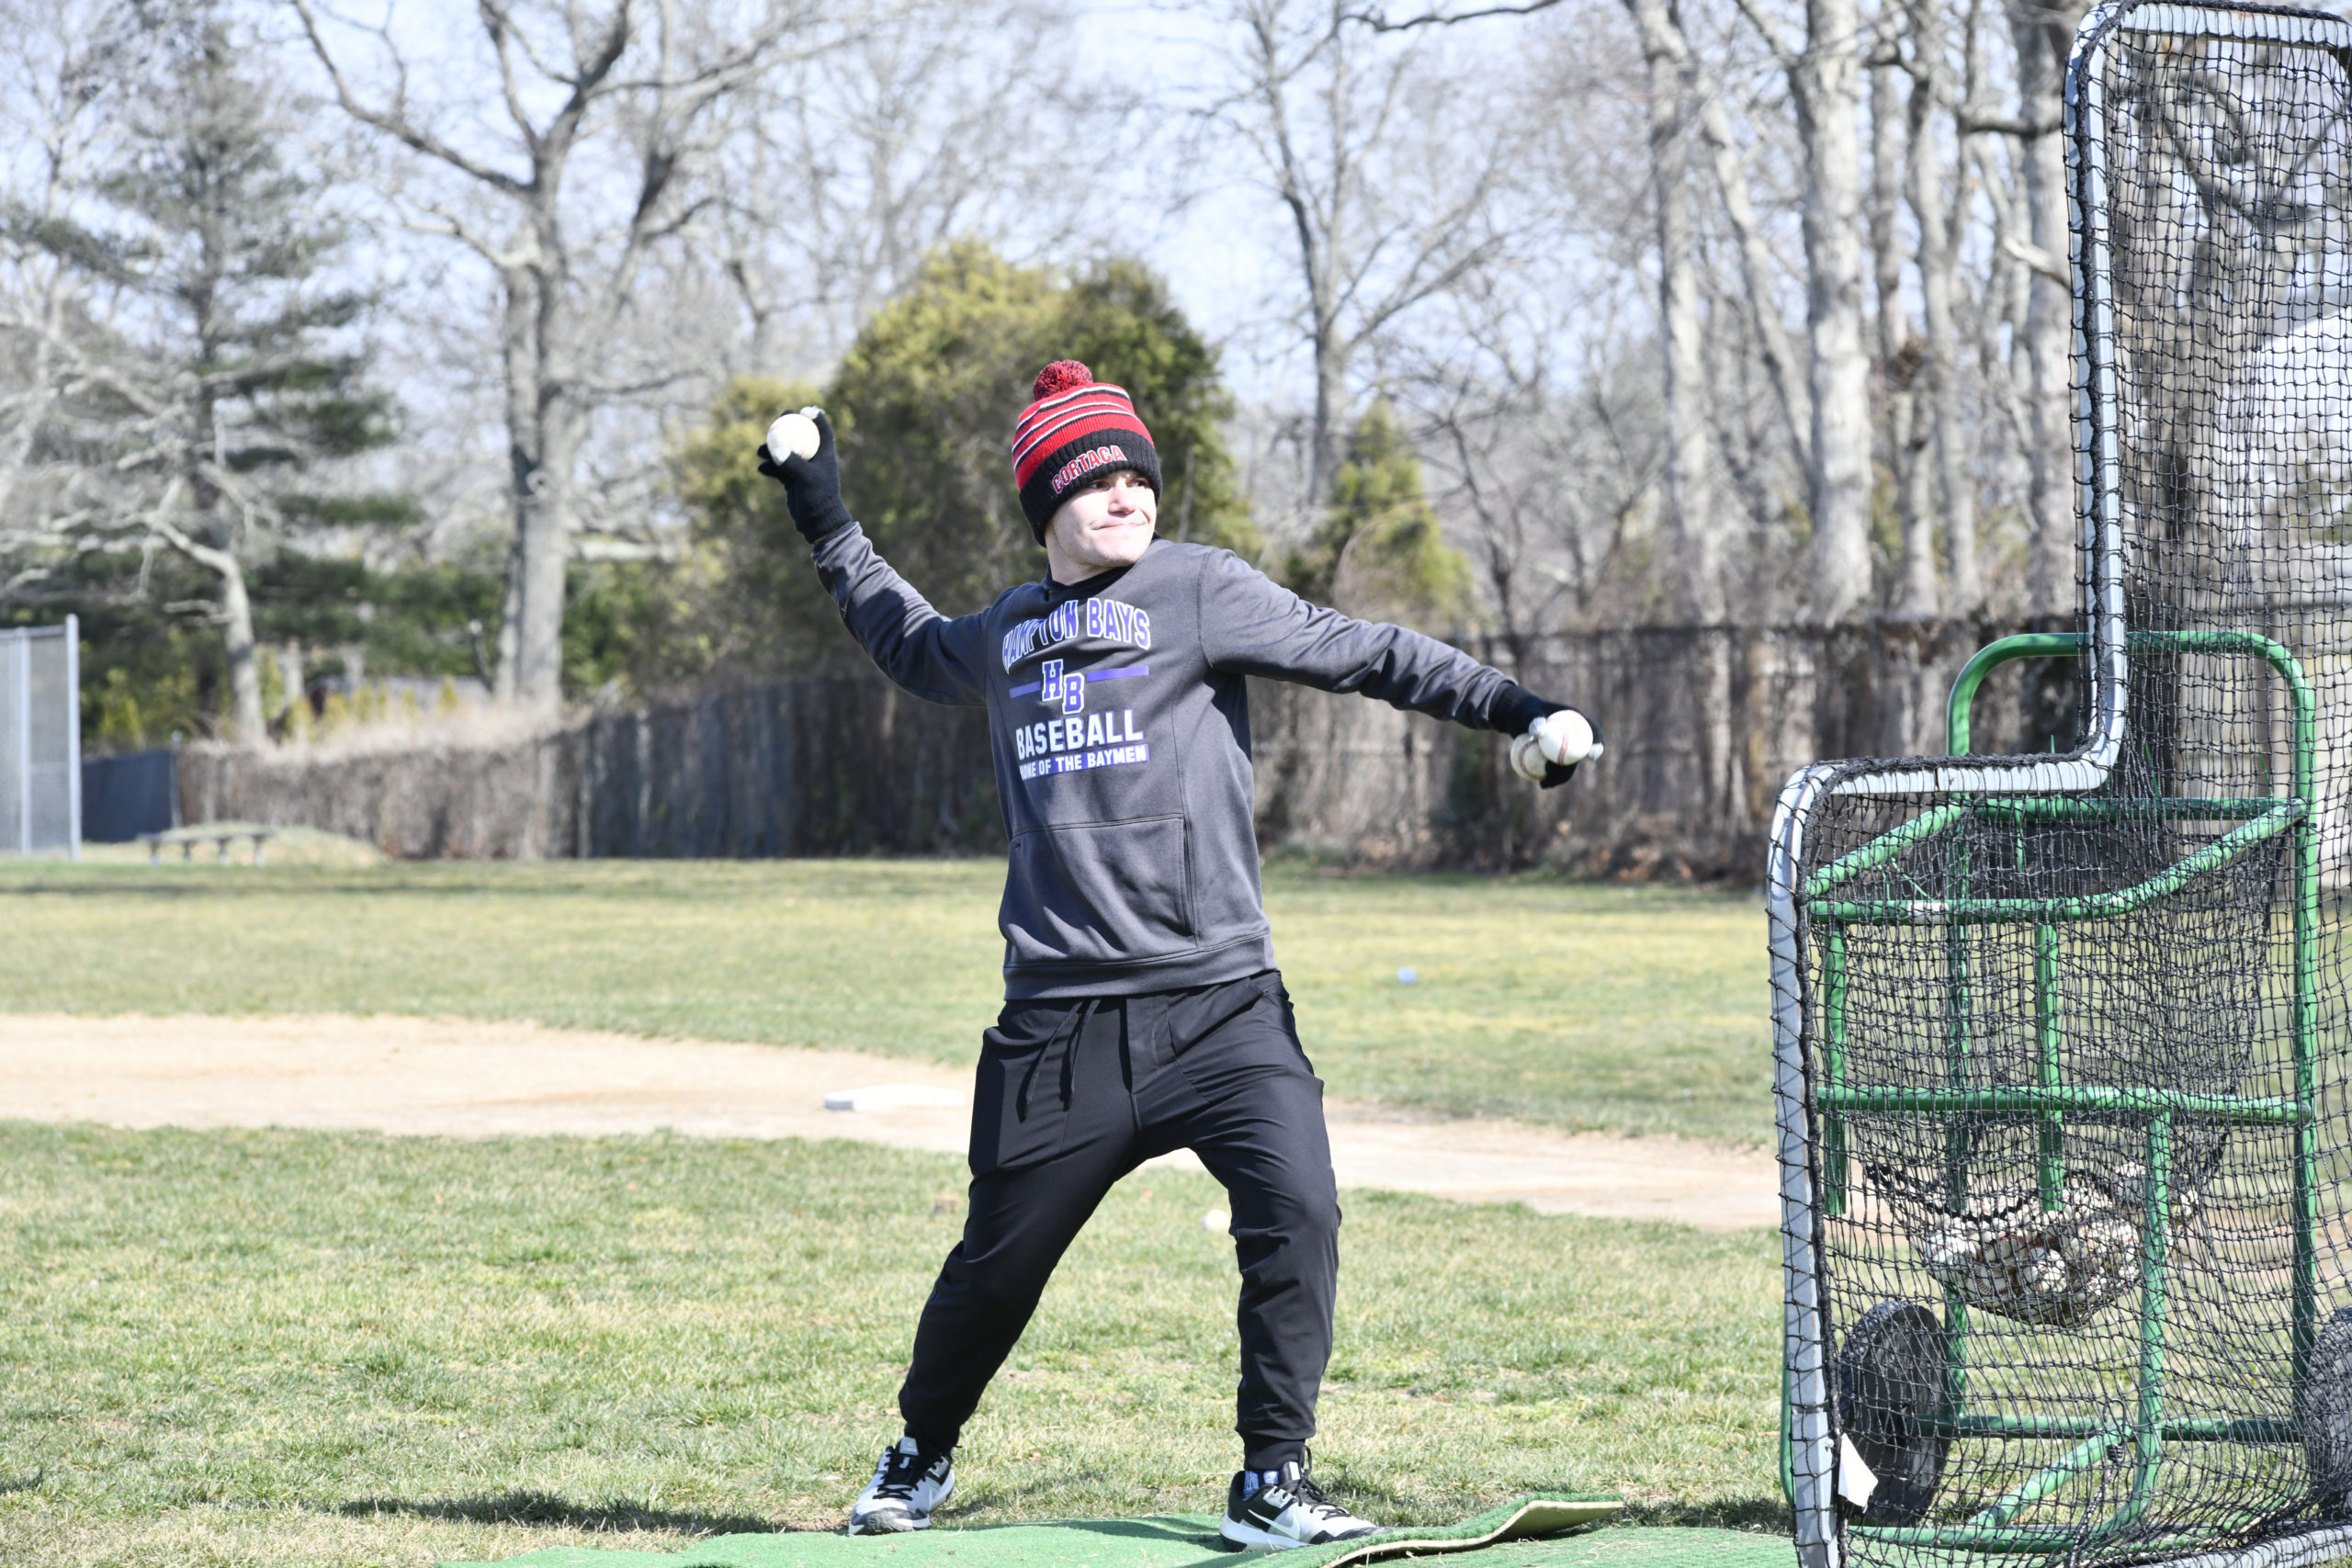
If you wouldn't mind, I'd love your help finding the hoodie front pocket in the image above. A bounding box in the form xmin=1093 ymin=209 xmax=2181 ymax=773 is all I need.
xmin=1002 ymin=815 xmax=1195 ymax=968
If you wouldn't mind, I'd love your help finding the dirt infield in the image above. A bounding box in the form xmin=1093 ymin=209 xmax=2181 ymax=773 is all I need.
xmin=0 ymin=1013 xmax=1779 ymax=1231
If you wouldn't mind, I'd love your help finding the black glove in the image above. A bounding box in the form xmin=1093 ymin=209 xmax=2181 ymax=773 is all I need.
xmin=1497 ymin=691 xmax=1601 ymax=790
xmin=756 ymin=408 xmax=854 ymax=544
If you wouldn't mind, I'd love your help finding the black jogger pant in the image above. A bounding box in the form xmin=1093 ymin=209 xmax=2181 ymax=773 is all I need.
xmin=897 ymin=969 xmax=1340 ymax=1472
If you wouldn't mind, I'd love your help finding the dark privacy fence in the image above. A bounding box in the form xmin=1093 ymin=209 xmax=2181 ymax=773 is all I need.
xmin=177 ymin=679 xmax=1001 ymax=862
xmin=178 ymin=620 xmax=2076 ymax=878
xmin=570 ymin=678 xmax=1000 ymax=857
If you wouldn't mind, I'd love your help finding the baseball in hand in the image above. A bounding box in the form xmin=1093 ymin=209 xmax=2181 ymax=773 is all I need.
xmin=1509 ymin=732 xmax=1550 ymax=784
xmin=1533 ymin=708 xmax=1598 ymax=766
xmin=766 ymin=408 xmax=822 ymax=461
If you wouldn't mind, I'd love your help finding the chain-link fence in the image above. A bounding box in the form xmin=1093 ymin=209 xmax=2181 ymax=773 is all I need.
xmin=0 ymin=619 xmax=79 ymax=858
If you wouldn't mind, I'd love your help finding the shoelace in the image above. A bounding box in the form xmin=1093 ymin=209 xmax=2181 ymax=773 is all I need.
xmin=870 ymin=1447 xmax=936 ymax=1498
xmin=1287 ymin=1474 xmax=1352 ymax=1519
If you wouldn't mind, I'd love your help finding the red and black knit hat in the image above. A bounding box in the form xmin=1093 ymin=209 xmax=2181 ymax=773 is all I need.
xmin=1009 ymin=360 xmax=1160 ymax=542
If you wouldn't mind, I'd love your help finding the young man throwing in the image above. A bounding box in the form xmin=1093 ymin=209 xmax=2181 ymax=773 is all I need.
xmin=758 ymin=361 xmax=1598 ymax=1550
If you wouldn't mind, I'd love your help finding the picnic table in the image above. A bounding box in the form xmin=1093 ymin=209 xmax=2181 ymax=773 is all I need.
xmin=139 ymin=825 xmax=278 ymax=866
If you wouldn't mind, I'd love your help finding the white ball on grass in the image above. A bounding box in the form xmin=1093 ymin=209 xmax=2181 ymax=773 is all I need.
xmin=1203 ymin=1209 xmax=1231 ymax=1233
xmin=766 ymin=408 xmax=821 ymax=461
xmin=1397 ymin=967 xmax=1417 ymax=985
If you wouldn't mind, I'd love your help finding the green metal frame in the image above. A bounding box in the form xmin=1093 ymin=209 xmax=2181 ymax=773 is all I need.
xmin=1784 ymin=629 xmax=2323 ymax=1555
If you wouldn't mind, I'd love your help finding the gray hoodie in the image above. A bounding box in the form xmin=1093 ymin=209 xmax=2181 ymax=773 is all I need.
xmin=812 ymin=526 xmax=1547 ymax=998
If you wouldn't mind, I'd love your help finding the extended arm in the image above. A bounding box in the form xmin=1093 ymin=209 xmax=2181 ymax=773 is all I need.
xmin=762 ymin=410 xmax=988 ymax=706
xmin=1197 ymin=550 xmax=1598 ymax=784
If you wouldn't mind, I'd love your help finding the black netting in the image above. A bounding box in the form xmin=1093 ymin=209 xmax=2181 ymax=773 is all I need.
xmin=1772 ymin=5 xmax=2352 ymax=1562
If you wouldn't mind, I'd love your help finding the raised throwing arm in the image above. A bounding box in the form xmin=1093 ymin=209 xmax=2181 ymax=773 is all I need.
xmin=760 ymin=409 xmax=989 ymax=706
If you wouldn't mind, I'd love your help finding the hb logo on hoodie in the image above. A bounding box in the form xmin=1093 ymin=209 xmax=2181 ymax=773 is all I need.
xmin=1039 ymin=660 xmax=1086 ymax=715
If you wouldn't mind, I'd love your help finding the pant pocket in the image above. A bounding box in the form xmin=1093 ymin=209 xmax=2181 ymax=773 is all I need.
xmin=967 ymin=1006 xmax=1080 ymax=1177
xmin=1164 ymin=972 xmax=1283 ymax=1059
xmin=1174 ymin=976 xmax=1317 ymax=1100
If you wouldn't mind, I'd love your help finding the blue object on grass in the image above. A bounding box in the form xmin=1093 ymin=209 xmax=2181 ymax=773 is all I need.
xmin=82 ymin=748 xmax=175 ymax=841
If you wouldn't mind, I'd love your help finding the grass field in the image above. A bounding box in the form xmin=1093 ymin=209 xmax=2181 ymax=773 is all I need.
xmin=0 ymin=858 xmax=1770 ymax=1144
xmin=0 ymin=1122 xmax=1784 ymax=1567
xmin=0 ymin=855 xmax=1783 ymax=1563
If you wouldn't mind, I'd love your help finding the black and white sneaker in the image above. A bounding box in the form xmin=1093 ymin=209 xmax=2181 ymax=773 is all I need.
xmin=845 ymin=1435 xmax=955 ymax=1534
xmin=1219 ymin=1457 xmax=1380 ymax=1550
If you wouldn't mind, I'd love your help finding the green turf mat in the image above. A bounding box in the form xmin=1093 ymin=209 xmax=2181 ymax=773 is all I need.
xmin=441 ymin=1496 xmax=1792 ymax=1568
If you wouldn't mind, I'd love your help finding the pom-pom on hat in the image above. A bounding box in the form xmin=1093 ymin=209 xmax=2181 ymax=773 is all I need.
xmin=1010 ymin=360 xmax=1160 ymax=543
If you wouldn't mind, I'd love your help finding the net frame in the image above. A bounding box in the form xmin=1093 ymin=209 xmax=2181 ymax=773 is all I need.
xmin=1769 ymin=5 xmax=2352 ymax=1563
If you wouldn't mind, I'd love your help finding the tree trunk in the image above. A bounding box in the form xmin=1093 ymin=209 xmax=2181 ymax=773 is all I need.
xmin=219 ymin=556 xmax=265 ymax=747
xmin=154 ymin=521 xmax=268 ymax=748
xmin=180 ymin=190 xmax=268 ymax=749
xmin=492 ymin=262 xmax=537 ymax=704
xmin=1797 ymin=0 xmax=1875 ymax=622
xmin=279 ymin=641 xmax=304 ymax=721
xmin=492 ymin=252 xmax=574 ymax=716
xmin=1696 ymin=79 xmax=1811 ymax=468
xmin=2009 ymin=0 xmax=2076 ymax=615
xmin=1626 ymin=0 xmax=1725 ymax=624
xmin=1306 ymin=322 xmax=1348 ymax=523
xmin=1906 ymin=19 xmax=1981 ymax=614
xmin=513 ymin=411 xmax=581 ymax=712
xmin=1627 ymin=0 xmax=1736 ymax=825
xmin=1873 ymin=60 xmax=1937 ymax=617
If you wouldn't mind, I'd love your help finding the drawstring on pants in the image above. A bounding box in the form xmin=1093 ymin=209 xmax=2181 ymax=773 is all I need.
xmin=1014 ymin=997 xmax=1099 ymax=1123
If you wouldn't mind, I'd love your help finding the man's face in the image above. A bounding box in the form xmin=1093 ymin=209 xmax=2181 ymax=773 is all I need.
xmin=1045 ymin=468 xmax=1158 ymax=580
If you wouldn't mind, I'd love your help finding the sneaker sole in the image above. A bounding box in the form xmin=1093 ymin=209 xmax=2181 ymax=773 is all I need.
xmin=847 ymin=1511 xmax=933 ymax=1535
xmin=1219 ymin=1517 xmax=1377 ymax=1551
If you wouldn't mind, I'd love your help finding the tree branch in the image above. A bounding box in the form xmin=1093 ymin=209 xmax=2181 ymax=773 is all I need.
xmin=1726 ymin=0 xmax=1799 ymax=81
xmin=477 ymin=0 xmax=549 ymax=162
xmin=142 ymin=488 xmax=237 ymax=581
xmin=1961 ymin=110 xmax=2062 ymax=137
xmin=1339 ymin=0 xmax=1565 ymax=32
xmin=288 ymin=0 xmax=533 ymax=195
xmin=1999 ymin=231 xmax=2066 ymax=282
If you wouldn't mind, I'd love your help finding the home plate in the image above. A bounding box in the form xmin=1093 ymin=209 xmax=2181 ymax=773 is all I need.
xmin=824 ymin=1084 xmax=968 ymax=1111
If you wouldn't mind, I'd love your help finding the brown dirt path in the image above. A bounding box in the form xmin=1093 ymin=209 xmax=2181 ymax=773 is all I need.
xmin=0 ymin=1013 xmax=1778 ymax=1231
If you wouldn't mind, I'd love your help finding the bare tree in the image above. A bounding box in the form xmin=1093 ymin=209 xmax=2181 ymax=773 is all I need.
xmin=1691 ymin=52 xmax=1811 ymax=469
xmin=1205 ymin=0 xmax=1525 ymax=528
xmin=1871 ymin=41 xmax=1938 ymax=616
xmin=1903 ymin=0 xmax=1981 ymax=612
xmin=1408 ymin=266 xmax=1661 ymax=644
xmin=1367 ymin=7 xmax=1659 ymax=640
xmin=1801 ymin=0 xmax=1873 ymax=621
xmin=701 ymin=0 xmax=1102 ymax=379
xmin=1999 ymin=0 xmax=2080 ymax=615
xmin=1713 ymin=0 xmax=1870 ymax=622
xmin=0 ymin=0 xmax=130 ymax=548
xmin=290 ymin=0 xmax=829 ymax=714
xmin=1623 ymin=0 xmax=1727 ymax=623
xmin=0 ymin=0 xmax=397 ymax=745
